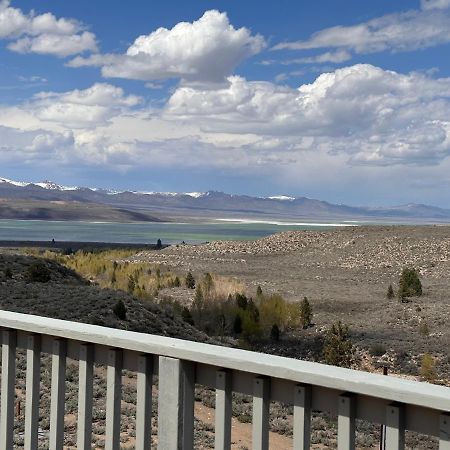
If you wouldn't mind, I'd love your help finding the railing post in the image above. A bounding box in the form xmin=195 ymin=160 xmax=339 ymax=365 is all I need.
xmin=252 ymin=376 xmax=270 ymax=450
xmin=440 ymin=413 xmax=450 ymax=450
xmin=105 ymin=348 xmax=123 ymax=450
xmin=77 ymin=343 xmax=94 ymax=450
xmin=215 ymin=369 xmax=232 ymax=450
xmin=386 ymin=403 xmax=405 ymax=450
xmin=157 ymin=356 xmax=195 ymax=450
xmin=293 ymin=384 xmax=312 ymax=450
xmin=49 ymin=338 xmax=67 ymax=450
xmin=136 ymin=354 xmax=153 ymax=450
xmin=25 ymin=334 xmax=41 ymax=450
xmin=338 ymin=393 xmax=355 ymax=450
xmin=0 ymin=329 xmax=16 ymax=450
xmin=182 ymin=360 xmax=195 ymax=449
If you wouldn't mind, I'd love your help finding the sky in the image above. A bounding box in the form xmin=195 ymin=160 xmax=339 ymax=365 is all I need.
xmin=2 ymin=0 xmax=450 ymax=207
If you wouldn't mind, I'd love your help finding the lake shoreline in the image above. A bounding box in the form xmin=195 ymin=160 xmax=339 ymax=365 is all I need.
xmin=0 ymin=240 xmax=164 ymax=251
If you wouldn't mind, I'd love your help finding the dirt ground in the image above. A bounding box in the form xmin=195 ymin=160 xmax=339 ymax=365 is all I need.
xmin=132 ymin=225 xmax=450 ymax=377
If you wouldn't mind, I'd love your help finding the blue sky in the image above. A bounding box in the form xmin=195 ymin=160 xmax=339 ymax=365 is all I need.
xmin=2 ymin=0 xmax=450 ymax=207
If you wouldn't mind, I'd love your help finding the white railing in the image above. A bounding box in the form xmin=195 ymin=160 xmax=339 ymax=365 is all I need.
xmin=0 ymin=310 xmax=449 ymax=449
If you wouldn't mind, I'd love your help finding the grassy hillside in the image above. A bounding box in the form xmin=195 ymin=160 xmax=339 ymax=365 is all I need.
xmin=0 ymin=252 xmax=208 ymax=341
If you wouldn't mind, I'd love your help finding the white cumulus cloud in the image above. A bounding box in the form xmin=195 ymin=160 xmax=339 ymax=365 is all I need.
xmin=272 ymin=5 xmax=450 ymax=57
xmin=166 ymin=64 xmax=450 ymax=166
xmin=68 ymin=10 xmax=265 ymax=84
xmin=29 ymin=83 xmax=142 ymax=129
xmin=0 ymin=0 xmax=97 ymax=56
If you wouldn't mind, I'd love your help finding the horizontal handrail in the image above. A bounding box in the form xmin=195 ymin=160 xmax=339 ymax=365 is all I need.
xmin=0 ymin=310 xmax=449 ymax=413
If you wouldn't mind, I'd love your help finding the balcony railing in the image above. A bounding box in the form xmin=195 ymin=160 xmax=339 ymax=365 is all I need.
xmin=0 ymin=310 xmax=449 ymax=449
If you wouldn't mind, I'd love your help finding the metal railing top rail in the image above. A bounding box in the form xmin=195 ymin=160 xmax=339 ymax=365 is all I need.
xmin=0 ymin=310 xmax=449 ymax=413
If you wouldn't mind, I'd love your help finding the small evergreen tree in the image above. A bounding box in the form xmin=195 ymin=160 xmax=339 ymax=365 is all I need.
xmin=247 ymin=299 xmax=260 ymax=323
xmin=256 ymin=285 xmax=263 ymax=297
xmin=156 ymin=238 xmax=162 ymax=249
xmin=203 ymin=272 xmax=214 ymax=297
xmin=386 ymin=284 xmax=395 ymax=299
xmin=299 ymin=297 xmax=313 ymax=329
xmin=233 ymin=315 xmax=243 ymax=335
xmin=398 ymin=268 xmax=422 ymax=300
xmin=174 ymin=276 xmax=181 ymax=287
xmin=323 ymin=321 xmax=353 ymax=368
xmin=185 ymin=271 xmax=195 ymax=289
xmin=194 ymin=285 xmax=204 ymax=305
xmin=235 ymin=293 xmax=248 ymax=310
xmin=270 ymin=324 xmax=280 ymax=342
xmin=113 ymin=299 xmax=127 ymax=320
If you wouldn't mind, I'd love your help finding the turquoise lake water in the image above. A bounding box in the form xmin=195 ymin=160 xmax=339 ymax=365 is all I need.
xmin=0 ymin=219 xmax=357 ymax=244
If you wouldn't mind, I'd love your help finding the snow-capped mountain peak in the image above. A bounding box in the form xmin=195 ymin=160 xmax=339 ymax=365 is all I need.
xmin=0 ymin=177 xmax=78 ymax=191
xmin=267 ymin=195 xmax=296 ymax=201
xmin=0 ymin=177 xmax=29 ymax=187
xmin=32 ymin=181 xmax=78 ymax=191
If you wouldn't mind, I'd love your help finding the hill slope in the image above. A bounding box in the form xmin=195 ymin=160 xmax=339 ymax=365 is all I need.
xmin=0 ymin=252 xmax=209 ymax=341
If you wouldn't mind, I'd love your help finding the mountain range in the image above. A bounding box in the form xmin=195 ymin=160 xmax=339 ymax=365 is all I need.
xmin=1 ymin=177 xmax=450 ymax=222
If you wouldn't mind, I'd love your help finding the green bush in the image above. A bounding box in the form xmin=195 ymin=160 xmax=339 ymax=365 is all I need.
xmin=398 ymin=268 xmax=422 ymax=300
xmin=420 ymin=353 xmax=436 ymax=382
xmin=369 ymin=343 xmax=386 ymax=357
xmin=26 ymin=262 xmax=51 ymax=283
xmin=419 ymin=320 xmax=430 ymax=336
xmin=323 ymin=321 xmax=353 ymax=368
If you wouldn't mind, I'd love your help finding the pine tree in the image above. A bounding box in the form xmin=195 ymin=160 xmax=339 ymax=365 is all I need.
xmin=235 ymin=293 xmax=248 ymax=310
xmin=233 ymin=315 xmax=242 ymax=335
xmin=203 ymin=272 xmax=214 ymax=298
xmin=386 ymin=284 xmax=395 ymax=299
xmin=270 ymin=324 xmax=280 ymax=341
xmin=185 ymin=271 xmax=195 ymax=289
xmin=398 ymin=268 xmax=422 ymax=300
xmin=256 ymin=285 xmax=263 ymax=297
xmin=113 ymin=299 xmax=127 ymax=320
xmin=299 ymin=297 xmax=313 ymax=329
xmin=323 ymin=321 xmax=353 ymax=368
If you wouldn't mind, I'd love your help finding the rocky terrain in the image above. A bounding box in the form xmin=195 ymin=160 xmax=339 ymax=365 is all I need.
xmin=132 ymin=226 xmax=450 ymax=378
xmin=0 ymin=228 xmax=447 ymax=448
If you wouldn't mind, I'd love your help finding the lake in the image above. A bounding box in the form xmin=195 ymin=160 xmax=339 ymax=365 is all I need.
xmin=0 ymin=219 xmax=357 ymax=245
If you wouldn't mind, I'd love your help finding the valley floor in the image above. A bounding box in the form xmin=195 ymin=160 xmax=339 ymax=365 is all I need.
xmin=131 ymin=225 xmax=450 ymax=380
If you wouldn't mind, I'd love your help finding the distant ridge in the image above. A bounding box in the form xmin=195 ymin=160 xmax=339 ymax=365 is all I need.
xmin=1 ymin=176 xmax=450 ymax=222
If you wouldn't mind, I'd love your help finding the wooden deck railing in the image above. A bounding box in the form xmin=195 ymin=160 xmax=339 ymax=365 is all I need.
xmin=0 ymin=310 xmax=449 ymax=449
